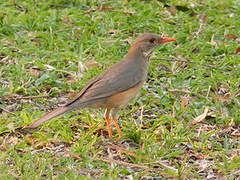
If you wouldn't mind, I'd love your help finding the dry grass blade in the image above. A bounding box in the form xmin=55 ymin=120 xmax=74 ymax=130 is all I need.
xmin=156 ymin=160 xmax=178 ymax=172
xmin=191 ymin=107 xmax=209 ymax=125
xmin=99 ymin=158 xmax=148 ymax=169
xmin=168 ymin=89 xmax=191 ymax=94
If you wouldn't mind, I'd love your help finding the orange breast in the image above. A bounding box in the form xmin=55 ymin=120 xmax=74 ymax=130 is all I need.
xmin=105 ymin=82 xmax=143 ymax=108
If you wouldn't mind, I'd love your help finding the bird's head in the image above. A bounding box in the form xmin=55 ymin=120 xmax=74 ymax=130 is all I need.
xmin=133 ymin=33 xmax=176 ymax=54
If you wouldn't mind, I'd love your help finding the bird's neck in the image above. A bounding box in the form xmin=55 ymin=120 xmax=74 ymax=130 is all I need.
xmin=125 ymin=44 xmax=151 ymax=61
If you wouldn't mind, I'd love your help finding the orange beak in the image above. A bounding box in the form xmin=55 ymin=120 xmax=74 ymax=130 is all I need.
xmin=159 ymin=37 xmax=176 ymax=44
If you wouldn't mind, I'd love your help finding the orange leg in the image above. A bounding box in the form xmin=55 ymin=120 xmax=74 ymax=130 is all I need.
xmin=112 ymin=118 xmax=123 ymax=137
xmin=104 ymin=109 xmax=112 ymax=138
xmin=111 ymin=108 xmax=123 ymax=137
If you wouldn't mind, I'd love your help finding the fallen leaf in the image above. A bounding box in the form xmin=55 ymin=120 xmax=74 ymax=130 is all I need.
xmin=235 ymin=47 xmax=240 ymax=54
xmin=180 ymin=95 xmax=191 ymax=109
xmin=29 ymin=67 xmax=41 ymax=77
xmin=191 ymin=107 xmax=209 ymax=125
xmin=225 ymin=34 xmax=238 ymax=40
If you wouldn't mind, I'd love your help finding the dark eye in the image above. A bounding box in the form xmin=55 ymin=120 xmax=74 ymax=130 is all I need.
xmin=149 ymin=38 xmax=155 ymax=43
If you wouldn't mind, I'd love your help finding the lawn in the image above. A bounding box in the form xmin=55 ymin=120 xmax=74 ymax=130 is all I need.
xmin=0 ymin=0 xmax=240 ymax=179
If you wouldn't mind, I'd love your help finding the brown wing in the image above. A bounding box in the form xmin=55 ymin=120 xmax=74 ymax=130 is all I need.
xmin=67 ymin=57 xmax=145 ymax=106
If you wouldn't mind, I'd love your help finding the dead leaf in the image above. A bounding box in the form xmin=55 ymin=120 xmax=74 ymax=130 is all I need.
xmin=180 ymin=95 xmax=191 ymax=109
xmin=191 ymin=107 xmax=209 ymax=125
xmin=225 ymin=34 xmax=238 ymax=40
xmin=29 ymin=67 xmax=41 ymax=77
xmin=235 ymin=47 xmax=240 ymax=54
xmin=85 ymin=60 xmax=102 ymax=69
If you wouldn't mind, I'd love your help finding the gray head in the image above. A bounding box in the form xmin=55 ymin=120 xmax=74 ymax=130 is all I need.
xmin=133 ymin=33 xmax=176 ymax=53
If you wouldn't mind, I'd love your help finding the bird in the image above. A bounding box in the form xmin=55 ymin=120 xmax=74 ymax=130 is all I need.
xmin=23 ymin=33 xmax=176 ymax=138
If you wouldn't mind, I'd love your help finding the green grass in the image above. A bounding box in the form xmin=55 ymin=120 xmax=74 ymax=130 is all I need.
xmin=0 ymin=0 xmax=240 ymax=179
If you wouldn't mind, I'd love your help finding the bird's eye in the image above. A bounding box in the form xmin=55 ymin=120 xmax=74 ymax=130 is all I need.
xmin=149 ymin=38 xmax=155 ymax=43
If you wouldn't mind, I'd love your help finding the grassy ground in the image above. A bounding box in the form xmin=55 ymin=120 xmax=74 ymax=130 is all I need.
xmin=0 ymin=0 xmax=240 ymax=179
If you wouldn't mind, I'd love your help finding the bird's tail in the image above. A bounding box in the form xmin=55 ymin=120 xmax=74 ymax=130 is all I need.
xmin=23 ymin=106 xmax=72 ymax=129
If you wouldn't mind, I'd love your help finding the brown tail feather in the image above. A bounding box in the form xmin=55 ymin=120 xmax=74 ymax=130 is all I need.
xmin=23 ymin=106 xmax=71 ymax=129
